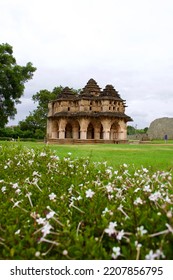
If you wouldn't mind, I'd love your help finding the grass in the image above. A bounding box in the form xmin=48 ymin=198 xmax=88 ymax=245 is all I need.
xmin=0 ymin=143 xmax=173 ymax=260
xmin=2 ymin=141 xmax=172 ymax=171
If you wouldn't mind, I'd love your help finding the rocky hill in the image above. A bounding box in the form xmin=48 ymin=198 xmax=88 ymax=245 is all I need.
xmin=148 ymin=117 xmax=173 ymax=139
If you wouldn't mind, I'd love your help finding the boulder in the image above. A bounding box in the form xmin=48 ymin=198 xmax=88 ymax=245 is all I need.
xmin=148 ymin=117 xmax=173 ymax=140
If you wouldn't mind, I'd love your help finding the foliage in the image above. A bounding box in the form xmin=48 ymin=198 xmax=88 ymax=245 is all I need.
xmin=18 ymin=87 xmax=79 ymax=137
xmin=0 ymin=143 xmax=173 ymax=260
xmin=0 ymin=43 xmax=36 ymax=127
xmin=127 ymin=126 xmax=148 ymax=135
xmin=0 ymin=126 xmax=44 ymax=140
xmin=127 ymin=126 xmax=136 ymax=135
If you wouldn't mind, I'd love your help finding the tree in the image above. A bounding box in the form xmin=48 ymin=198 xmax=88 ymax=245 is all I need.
xmin=19 ymin=88 xmax=61 ymax=136
xmin=0 ymin=43 xmax=36 ymax=127
xmin=127 ymin=125 xmax=136 ymax=135
xmin=19 ymin=86 xmax=78 ymax=138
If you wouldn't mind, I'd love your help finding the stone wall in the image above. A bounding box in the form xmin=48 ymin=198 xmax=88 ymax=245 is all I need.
xmin=127 ymin=134 xmax=149 ymax=141
xmin=147 ymin=117 xmax=173 ymax=139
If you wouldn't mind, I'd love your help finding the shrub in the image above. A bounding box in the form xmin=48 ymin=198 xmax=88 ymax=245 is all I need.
xmin=0 ymin=143 xmax=173 ymax=259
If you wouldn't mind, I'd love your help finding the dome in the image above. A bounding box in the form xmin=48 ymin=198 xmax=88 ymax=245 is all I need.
xmin=80 ymin=78 xmax=101 ymax=97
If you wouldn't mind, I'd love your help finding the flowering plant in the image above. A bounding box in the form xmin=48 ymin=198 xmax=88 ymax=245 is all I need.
xmin=0 ymin=143 xmax=173 ymax=259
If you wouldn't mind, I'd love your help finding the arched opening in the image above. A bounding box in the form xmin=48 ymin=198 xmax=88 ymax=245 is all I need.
xmin=72 ymin=120 xmax=80 ymax=139
xmin=110 ymin=122 xmax=120 ymax=140
xmin=65 ymin=123 xmax=73 ymax=138
xmin=100 ymin=124 xmax=103 ymax=139
xmin=87 ymin=123 xmax=94 ymax=139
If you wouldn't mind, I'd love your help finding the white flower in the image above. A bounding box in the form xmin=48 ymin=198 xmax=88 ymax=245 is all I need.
xmin=32 ymin=171 xmax=41 ymax=177
xmin=166 ymin=211 xmax=172 ymax=218
xmin=12 ymin=183 xmax=19 ymax=189
xmin=36 ymin=217 xmax=46 ymax=225
xmin=25 ymin=192 xmax=32 ymax=197
xmin=145 ymin=249 xmax=165 ymax=260
xmin=106 ymin=169 xmax=112 ymax=176
xmin=102 ymin=207 xmax=113 ymax=216
xmin=49 ymin=192 xmax=57 ymax=200
xmin=145 ymin=250 xmax=156 ymax=260
xmin=50 ymin=155 xmax=59 ymax=160
xmin=105 ymin=222 xmax=117 ymax=236
xmin=165 ymin=195 xmax=171 ymax=203
xmin=12 ymin=200 xmax=22 ymax=208
xmin=41 ymin=222 xmax=52 ymax=237
xmin=143 ymin=185 xmax=151 ymax=192
xmin=112 ymin=246 xmax=121 ymax=259
xmin=15 ymin=229 xmax=20 ymax=235
xmin=123 ymin=163 xmax=128 ymax=168
xmin=116 ymin=230 xmax=125 ymax=240
xmin=46 ymin=211 xmax=55 ymax=219
xmin=134 ymin=188 xmax=140 ymax=193
xmin=143 ymin=168 xmax=148 ymax=173
xmin=35 ymin=251 xmax=41 ymax=257
xmin=137 ymin=225 xmax=148 ymax=236
xmin=62 ymin=250 xmax=68 ymax=256
xmin=149 ymin=191 xmax=162 ymax=201
xmin=105 ymin=183 xmax=113 ymax=193
xmin=134 ymin=197 xmax=143 ymax=205
xmin=40 ymin=152 xmax=47 ymax=157
xmin=1 ymin=186 xmax=6 ymax=193
xmin=102 ymin=207 xmax=109 ymax=215
xmin=155 ymin=249 xmax=165 ymax=259
xmin=135 ymin=241 xmax=142 ymax=248
xmin=85 ymin=189 xmax=95 ymax=198
xmin=15 ymin=189 xmax=21 ymax=194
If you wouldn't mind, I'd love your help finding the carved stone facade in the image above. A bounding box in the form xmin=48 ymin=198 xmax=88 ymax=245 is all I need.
xmin=47 ymin=79 xmax=132 ymax=143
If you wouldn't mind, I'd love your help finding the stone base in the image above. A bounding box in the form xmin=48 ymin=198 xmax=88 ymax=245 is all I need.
xmin=47 ymin=138 xmax=128 ymax=145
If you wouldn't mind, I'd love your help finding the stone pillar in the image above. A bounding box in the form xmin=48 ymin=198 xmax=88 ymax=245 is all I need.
xmin=118 ymin=121 xmax=127 ymax=141
xmin=58 ymin=119 xmax=67 ymax=139
xmin=95 ymin=129 xmax=100 ymax=140
xmin=104 ymin=130 xmax=110 ymax=140
xmin=80 ymin=130 xmax=87 ymax=139
xmin=52 ymin=131 xmax=57 ymax=138
xmin=79 ymin=118 xmax=89 ymax=140
xmin=59 ymin=129 xmax=65 ymax=139
xmin=73 ymin=126 xmax=79 ymax=139
xmin=102 ymin=119 xmax=111 ymax=140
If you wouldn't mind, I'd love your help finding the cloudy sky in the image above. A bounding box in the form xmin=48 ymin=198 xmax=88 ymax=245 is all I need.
xmin=1 ymin=0 xmax=173 ymax=128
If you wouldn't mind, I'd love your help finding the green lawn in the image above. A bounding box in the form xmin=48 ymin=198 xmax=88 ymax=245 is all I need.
xmin=1 ymin=141 xmax=173 ymax=171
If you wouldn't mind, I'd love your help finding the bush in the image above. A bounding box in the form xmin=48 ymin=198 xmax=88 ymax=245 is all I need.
xmin=0 ymin=143 xmax=173 ymax=259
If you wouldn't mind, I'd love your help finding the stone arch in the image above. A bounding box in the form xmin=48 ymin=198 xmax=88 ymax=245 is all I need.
xmin=87 ymin=122 xmax=94 ymax=139
xmin=110 ymin=121 xmax=121 ymax=140
xmin=72 ymin=120 xmax=80 ymax=139
xmin=94 ymin=121 xmax=104 ymax=139
xmin=63 ymin=120 xmax=81 ymax=139
xmin=65 ymin=123 xmax=73 ymax=138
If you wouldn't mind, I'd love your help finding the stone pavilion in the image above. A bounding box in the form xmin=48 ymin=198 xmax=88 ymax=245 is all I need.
xmin=47 ymin=79 xmax=132 ymax=143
